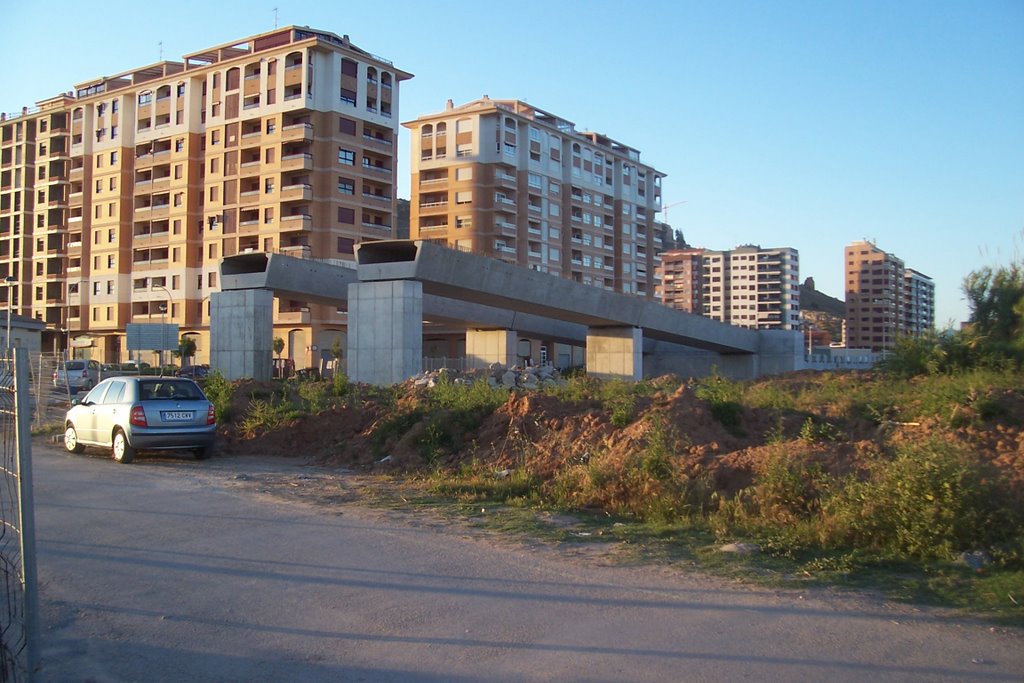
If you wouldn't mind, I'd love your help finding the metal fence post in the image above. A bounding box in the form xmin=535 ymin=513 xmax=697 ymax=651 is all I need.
xmin=14 ymin=348 xmax=39 ymax=680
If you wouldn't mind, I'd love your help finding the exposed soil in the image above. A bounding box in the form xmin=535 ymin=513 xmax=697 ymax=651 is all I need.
xmin=215 ymin=371 xmax=1024 ymax=500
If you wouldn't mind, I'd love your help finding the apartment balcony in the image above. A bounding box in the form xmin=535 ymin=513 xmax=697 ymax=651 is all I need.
xmin=418 ymin=200 xmax=448 ymax=214
xmin=494 ymin=171 xmax=517 ymax=187
xmin=418 ymin=222 xmax=448 ymax=232
xmin=281 ymin=123 xmax=313 ymax=142
xmin=362 ymin=221 xmax=392 ymax=231
xmin=279 ymin=244 xmax=311 ymax=259
xmin=284 ymin=65 xmax=303 ymax=86
xmin=69 ymin=165 xmax=84 ymax=180
xmin=280 ymin=214 xmax=312 ymax=232
xmin=239 ymin=190 xmax=261 ymax=205
xmin=69 ymin=191 xmax=83 ymax=205
xmin=281 ymin=152 xmax=313 ymax=171
xmin=277 ymin=308 xmax=311 ymax=325
xmin=280 ymin=183 xmax=312 ymax=202
xmin=496 ymin=221 xmax=517 ymax=236
xmin=363 ymin=133 xmax=393 ymax=148
xmin=361 ymin=163 xmax=392 ymax=176
xmin=363 ymin=192 xmax=391 ymax=203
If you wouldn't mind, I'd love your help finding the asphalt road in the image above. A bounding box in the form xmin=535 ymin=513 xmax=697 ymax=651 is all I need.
xmin=32 ymin=438 xmax=1024 ymax=682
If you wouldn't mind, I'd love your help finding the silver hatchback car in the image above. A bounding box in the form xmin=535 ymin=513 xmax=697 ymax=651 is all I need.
xmin=63 ymin=376 xmax=217 ymax=463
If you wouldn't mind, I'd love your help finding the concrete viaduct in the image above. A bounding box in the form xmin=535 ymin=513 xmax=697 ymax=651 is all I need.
xmin=211 ymin=240 xmax=803 ymax=384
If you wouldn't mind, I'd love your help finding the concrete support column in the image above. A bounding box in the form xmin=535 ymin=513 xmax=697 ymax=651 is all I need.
xmin=466 ymin=329 xmax=516 ymax=369
xmin=348 ymin=280 xmax=423 ymax=385
xmin=586 ymin=326 xmax=642 ymax=380
xmin=210 ymin=289 xmax=273 ymax=380
xmin=755 ymin=329 xmax=803 ymax=377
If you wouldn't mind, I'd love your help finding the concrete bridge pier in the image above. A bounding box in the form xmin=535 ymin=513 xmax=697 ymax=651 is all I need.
xmin=466 ymin=329 xmax=517 ymax=369
xmin=586 ymin=326 xmax=643 ymax=381
xmin=209 ymin=289 xmax=274 ymax=380
xmin=348 ymin=280 xmax=423 ymax=385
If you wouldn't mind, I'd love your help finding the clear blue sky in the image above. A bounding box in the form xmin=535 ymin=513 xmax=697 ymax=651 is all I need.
xmin=3 ymin=0 xmax=1022 ymax=326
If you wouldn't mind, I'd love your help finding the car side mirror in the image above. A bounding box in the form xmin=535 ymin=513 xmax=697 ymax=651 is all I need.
xmin=70 ymin=397 xmax=81 ymax=407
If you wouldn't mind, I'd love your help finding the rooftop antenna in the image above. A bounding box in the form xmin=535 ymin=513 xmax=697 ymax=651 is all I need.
xmin=273 ymin=7 xmax=279 ymax=28
xmin=158 ymin=41 xmax=163 ymax=61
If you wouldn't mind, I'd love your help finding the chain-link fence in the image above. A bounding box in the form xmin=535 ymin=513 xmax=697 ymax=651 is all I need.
xmin=0 ymin=349 xmax=40 ymax=681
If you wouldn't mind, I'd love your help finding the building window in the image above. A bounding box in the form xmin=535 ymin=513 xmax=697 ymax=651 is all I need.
xmin=338 ymin=117 xmax=356 ymax=135
xmin=338 ymin=207 xmax=355 ymax=224
xmin=337 ymin=237 xmax=355 ymax=254
xmin=337 ymin=177 xmax=354 ymax=195
xmin=338 ymin=148 xmax=355 ymax=165
xmin=138 ymin=92 xmax=152 ymax=105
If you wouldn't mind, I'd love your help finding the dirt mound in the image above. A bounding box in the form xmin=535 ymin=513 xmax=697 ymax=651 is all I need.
xmin=214 ymin=374 xmax=1024 ymax=500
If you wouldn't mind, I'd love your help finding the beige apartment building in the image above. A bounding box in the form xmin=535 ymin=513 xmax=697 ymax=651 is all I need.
xmin=658 ymin=245 xmax=800 ymax=331
xmin=845 ymin=240 xmax=934 ymax=351
xmin=404 ymin=98 xmax=665 ymax=298
xmin=0 ymin=27 xmax=409 ymax=367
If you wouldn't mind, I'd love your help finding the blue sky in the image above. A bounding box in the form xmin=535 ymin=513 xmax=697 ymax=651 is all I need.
xmin=2 ymin=0 xmax=1021 ymax=326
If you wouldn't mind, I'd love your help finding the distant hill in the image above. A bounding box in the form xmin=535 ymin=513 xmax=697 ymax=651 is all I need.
xmin=801 ymin=278 xmax=844 ymax=316
xmin=800 ymin=278 xmax=845 ymax=344
xmin=396 ymin=198 xmax=410 ymax=238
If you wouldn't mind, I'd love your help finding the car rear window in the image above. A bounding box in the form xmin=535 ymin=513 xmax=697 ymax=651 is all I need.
xmin=139 ymin=380 xmax=204 ymax=401
xmin=65 ymin=361 xmax=86 ymax=370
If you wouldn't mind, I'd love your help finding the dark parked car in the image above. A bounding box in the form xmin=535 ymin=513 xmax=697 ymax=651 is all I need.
xmin=63 ymin=376 xmax=216 ymax=463
xmin=176 ymin=365 xmax=211 ymax=379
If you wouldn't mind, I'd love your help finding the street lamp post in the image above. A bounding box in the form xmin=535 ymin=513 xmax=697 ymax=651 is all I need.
xmin=152 ymin=285 xmax=172 ymax=370
xmin=5 ymin=276 xmax=17 ymax=356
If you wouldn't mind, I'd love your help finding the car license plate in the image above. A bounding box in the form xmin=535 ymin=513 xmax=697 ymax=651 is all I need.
xmin=161 ymin=411 xmax=194 ymax=422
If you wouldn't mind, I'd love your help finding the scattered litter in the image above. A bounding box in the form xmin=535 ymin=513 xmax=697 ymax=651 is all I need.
xmin=971 ymin=658 xmax=985 ymax=665
xmin=494 ymin=469 xmax=511 ymax=479
xmin=377 ymin=455 xmax=393 ymax=464
xmin=1009 ymin=593 xmax=1019 ymax=605
xmin=719 ymin=542 xmax=761 ymax=555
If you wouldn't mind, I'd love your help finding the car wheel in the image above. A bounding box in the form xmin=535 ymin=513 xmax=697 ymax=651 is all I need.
xmin=64 ymin=424 xmax=85 ymax=454
xmin=194 ymin=445 xmax=213 ymax=460
xmin=112 ymin=430 xmax=135 ymax=464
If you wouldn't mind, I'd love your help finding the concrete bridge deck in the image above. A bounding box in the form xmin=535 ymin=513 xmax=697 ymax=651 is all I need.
xmin=214 ymin=242 xmax=797 ymax=384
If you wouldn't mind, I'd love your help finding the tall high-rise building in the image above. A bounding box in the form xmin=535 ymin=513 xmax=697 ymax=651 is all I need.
xmin=903 ymin=268 xmax=936 ymax=336
xmin=0 ymin=27 xmax=410 ymax=366
xmin=845 ymin=240 xmax=933 ymax=351
xmin=657 ymin=245 xmax=801 ymax=331
xmin=657 ymin=248 xmax=705 ymax=313
xmin=404 ymin=98 xmax=665 ymax=297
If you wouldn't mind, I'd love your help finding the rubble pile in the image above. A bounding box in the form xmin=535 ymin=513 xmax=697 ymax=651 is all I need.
xmin=408 ymin=362 xmax=567 ymax=391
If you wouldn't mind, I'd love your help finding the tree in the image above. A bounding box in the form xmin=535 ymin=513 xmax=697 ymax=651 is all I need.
xmin=273 ymin=337 xmax=285 ymax=359
xmin=178 ymin=335 xmax=197 ymax=365
xmin=963 ymin=262 xmax=1024 ymax=344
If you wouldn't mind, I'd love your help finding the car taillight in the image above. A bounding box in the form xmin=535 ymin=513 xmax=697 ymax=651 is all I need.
xmin=130 ymin=405 xmax=148 ymax=428
xmin=80 ymin=369 xmax=89 ymax=378
xmin=207 ymin=403 xmax=216 ymax=425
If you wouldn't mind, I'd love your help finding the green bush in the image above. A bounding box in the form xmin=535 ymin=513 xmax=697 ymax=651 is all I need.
xmin=297 ymin=381 xmax=328 ymax=414
xmin=201 ymin=371 xmax=234 ymax=423
xmin=823 ymin=439 xmax=1019 ymax=560
xmin=238 ymin=397 xmax=289 ymax=438
xmin=332 ymin=369 xmax=350 ymax=398
xmin=693 ymin=372 xmax=743 ymax=432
